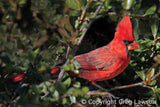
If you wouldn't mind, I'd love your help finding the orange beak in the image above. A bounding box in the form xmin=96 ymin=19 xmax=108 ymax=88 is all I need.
xmin=128 ymin=41 xmax=140 ymax=50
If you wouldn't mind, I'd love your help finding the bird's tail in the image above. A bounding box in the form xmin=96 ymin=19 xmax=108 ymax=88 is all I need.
xmin=7 ymin=74 xmax=26 ymax=83
xmin=50 ymin=67 xmax=60 ymax=76
xmin=7 ymin=67 xmax=61 ymax=83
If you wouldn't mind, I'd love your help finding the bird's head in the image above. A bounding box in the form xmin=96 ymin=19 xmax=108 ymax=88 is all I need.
xmin=114 ymin=16 xmax=140 ymax=51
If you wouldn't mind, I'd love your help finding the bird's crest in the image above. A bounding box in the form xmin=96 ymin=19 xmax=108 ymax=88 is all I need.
xmin=115 ymin=16 xmax=135 ymax=41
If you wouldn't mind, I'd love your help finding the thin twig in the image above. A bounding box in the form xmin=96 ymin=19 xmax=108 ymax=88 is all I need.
xmin=77 ymin=0 xmax=93 ymax=30
xmin=145 ymin=36 xmax=160 ymax=61
xmin=108 ymin=81 xmax=144 ymax=91
xmin=77 ymin=26 xmax=89 ymax=45
xmin=142 ymin=85 xmax=155 ymax=91
xmin=150 ymin=37 xmax=160 ymax=58
xmin=153 ymin=36 xmax=160 ymax=42
xmin=57 ymin=44 xmax=70 ymax=82
xmin=106 ymin=12 xmax=160 ymax=20
xmin=87 ymin=91 xmax=111 ymax=96
xmin=57 ymin=59 xmax=69 ymax=82
xmin=65 ymin=45 xmax=70 ymax=59
xmin=60 ymin=90 xmax=114 ymax=99
xmin=151 ymin=71 xmax=160 ymax=81
xmin=94 ymin=1 xmax=104 ymax=17
xmin=77 ymin=1 xmax=104 ymax=45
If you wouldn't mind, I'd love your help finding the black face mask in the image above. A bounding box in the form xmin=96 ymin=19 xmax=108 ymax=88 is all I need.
xmin=123 ymin=40 xmax=134 ymax=57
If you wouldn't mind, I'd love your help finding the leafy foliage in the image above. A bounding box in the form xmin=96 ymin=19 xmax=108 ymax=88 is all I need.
xmin=0 ymin=0 xmax=160 ymax=106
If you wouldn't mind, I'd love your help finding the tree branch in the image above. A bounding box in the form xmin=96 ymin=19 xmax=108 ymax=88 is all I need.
xmin=108 ymin=67 xmax=160 ymax=92
xmin=108 ymin=81 xmax=144 ymax=91
xmin=87 ymin=91 xmax=112 ymax=96
xmin=57 ymin=59 xmax=69 ymax=82
xmin=106 ymin=12 xmax=160 ymax=20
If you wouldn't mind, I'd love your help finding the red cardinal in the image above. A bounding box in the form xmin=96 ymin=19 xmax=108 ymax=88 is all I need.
xmin=8 ymin=16 xmax=140 ymax=83
xmin=51 ymin=16 xmax=140 ymax=83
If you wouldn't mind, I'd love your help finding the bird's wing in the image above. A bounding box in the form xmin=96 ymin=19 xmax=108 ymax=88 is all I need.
xmin=74 ymin=46 xmax=118 ymax=70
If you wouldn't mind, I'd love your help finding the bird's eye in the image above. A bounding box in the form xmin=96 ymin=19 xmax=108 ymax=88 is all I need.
xmin=123 ymin=40 xmax=127 ymax=43
xmin=123 ymin=40 xmax=133 ymax=45
xmin=123 ymin=40 xmax=129 ymax=45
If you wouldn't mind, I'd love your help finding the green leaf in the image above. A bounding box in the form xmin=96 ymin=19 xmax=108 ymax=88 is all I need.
xmin=66 ymin=0 xmax=81 ymax=10
xmin=133 ymin=18 xmax=139 ymax=40
xmin=141 ymin=39 xmax=153 ymax=47
xmin=148 ymin=80 xmax=157 ymax=86
xmin=70 ymin=11 xmax=80 ymax=17
xmin=55 ymin=82 xmax=66 ymax=94
xmin=73 ymin=60 xmax=81 ymax=69
xmin=82 ymin=86 xmax=89 ymax=93
xmin=154 ymin=88 xmax=160 ymax=99
xmin=39 ymin=65 xmax=46 ymax=71
xmin=57 ymin=46 xmax=65 ymax=54
xmin=18 ymin=0 xmax=26 ymax=5
xmin=136 ymin=71 xmax=145 ymax=81
xmin=133 ymin=3 xmax=141 ymax=14
xmin=104 ymin=0 xmax=111 ymax=9
xmin=34 ymin=48 xmax=40 ymax=55
xmin=154 ymin=55 xmax=160 ymax=64
xmin=62 ymin=98 xmax=68 ymax=104
xmin=45 ymin=81 xmax=51 ymax=86
xmin=141 ymin=57 xmax=145 ymax=62
xmin=67 ymin=88 xmax=83 ymax=96
xmin=73 ymin=82 xmax=81 ymax=88
xmin=145 ymin=67 xmax=155 ymax=83
xmin=23 ymin=60 xmax=30 ymax=68
xmin=145 ymin=5 xmax=156 ymax=16
xmin=123 ymin=0 xmax=134 ymax=10
xmin=49 ymin=86 xmax=55 ymax=92
xmin=69 ymin=96 xmax=76 ymax=104
xmin=67 ymin=87 xmax=74 ymax=94
xmin=151 ymin=15 xmax=159 ymax=38
xmin=75 ymin=19 xmax=79 ymax=29
xmin=62 ymin=65 xmax=70 ymax=71
xmin=63 ymin=77 xmax=71 ymax=88
xmin=73 ymin=70 xmax=79 ymax=74
xmin=68 ymin=64 xmax=74 ymax=71
xmin=151 ymin=23 xmax=158 ymax=38
xmin=52 ymin=90 xmax=59 ymax=101
xmin=6 ymin=15 xmax=11 ymax=19
xmin=62 ymin=64 xmax=74 ymax=71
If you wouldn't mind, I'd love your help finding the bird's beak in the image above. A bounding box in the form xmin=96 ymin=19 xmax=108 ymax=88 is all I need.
xmin=128 ymin=41 xmax=140 ymax=50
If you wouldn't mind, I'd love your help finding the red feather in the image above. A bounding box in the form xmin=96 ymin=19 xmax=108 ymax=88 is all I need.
xmin=7 ymin=74 xmax=26 ymax=83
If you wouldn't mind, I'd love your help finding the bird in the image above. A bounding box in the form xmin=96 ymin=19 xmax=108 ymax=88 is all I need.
xmin=51 ymin=16 xmax=140 ymax=84
xmin=7 ymin=16 xmax=140 ymax=84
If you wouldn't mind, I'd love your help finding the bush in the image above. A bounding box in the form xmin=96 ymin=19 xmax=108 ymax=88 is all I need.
xmin=0 ymin=0 xmax=160 ymax=106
